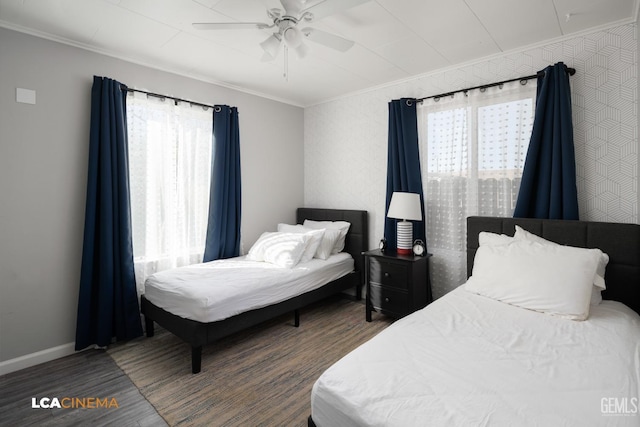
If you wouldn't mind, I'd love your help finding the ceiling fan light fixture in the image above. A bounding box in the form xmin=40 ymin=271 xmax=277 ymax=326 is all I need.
xmin=260 ymin=34 xmax=281 ymax=60
xmin=282 ymin=26 xmax=302 ymax=48
xmin=194 ymin=0 xmax=363 ymax=70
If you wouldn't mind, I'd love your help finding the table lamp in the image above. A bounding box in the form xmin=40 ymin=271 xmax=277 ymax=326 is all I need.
xmin=387 ymin=192 xmax=422 ymax=255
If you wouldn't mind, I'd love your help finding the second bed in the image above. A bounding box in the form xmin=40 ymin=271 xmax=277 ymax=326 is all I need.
xmin=141 ymin=208 xmax=368 ymax=373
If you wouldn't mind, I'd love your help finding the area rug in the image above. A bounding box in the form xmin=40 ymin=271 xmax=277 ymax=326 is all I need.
xmin=107 ymin=297 xmax=391 ymax=426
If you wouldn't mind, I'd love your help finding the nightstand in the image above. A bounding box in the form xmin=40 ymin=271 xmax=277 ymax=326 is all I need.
xmin=364 ymin=249 xmax=432 ymax=322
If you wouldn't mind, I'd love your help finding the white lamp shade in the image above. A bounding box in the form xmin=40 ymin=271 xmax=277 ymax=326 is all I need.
xmin=387 ymin=192 xmax=422 ymax=221
xmin=283 ymin=26 xmax=302 ymax=48
xmin=260 ymin=34 xmax=281 ymax=60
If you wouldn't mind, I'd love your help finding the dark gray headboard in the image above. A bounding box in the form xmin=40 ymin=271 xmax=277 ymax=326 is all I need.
xmin=466 ymin=216 xmax=640 ymax=315
xmin=297 ymin=208 xmax=368 ymax=274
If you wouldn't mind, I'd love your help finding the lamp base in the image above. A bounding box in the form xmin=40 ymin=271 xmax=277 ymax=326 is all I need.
xmin=396 ymin=221 xmax=413 ymax=255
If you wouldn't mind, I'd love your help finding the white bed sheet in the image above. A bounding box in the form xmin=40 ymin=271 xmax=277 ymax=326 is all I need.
xmin=311 ymin=285 xmax=640 ymax=427
xmin=144 ymin=253 xmax=353 ymax=323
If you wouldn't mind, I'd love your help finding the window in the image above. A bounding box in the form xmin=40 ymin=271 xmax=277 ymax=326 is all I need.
xmin=127 ymin=92 xmax=213 ymax=293
xmin=419 ymin=81 xmax=536 ymax=295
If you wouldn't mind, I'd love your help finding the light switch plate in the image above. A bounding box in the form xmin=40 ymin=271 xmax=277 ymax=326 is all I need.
xmin=16 ymin=88 xmax=36 ymax=105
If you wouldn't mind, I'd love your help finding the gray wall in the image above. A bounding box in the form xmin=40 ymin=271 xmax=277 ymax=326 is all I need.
xmin=0 ymin=27 xmax=304 ymax=364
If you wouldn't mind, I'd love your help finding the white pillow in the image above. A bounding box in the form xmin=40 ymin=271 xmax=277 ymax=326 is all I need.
xmin=513 ymin=225 xmax=609 ymax=305
xmin=246 ymin=232 xmax=310 ymax=268
xmin=478 ymin=231 xmax=514 ymax=246
xmin=465 ymin=239 xmax=603 ymax=320
xmin=303 ymin=220 xmax=351 ymax=254
xmin=276 ymin=224 xmax=325 ymax=264
xmin=314 ymin=228 xmax=342 ymax=260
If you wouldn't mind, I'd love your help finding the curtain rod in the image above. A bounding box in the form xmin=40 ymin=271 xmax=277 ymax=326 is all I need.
xmin=125 ymin=87 xmax=218 ymax=110
xmin=415 ymin=67 xmax=576 ymax=103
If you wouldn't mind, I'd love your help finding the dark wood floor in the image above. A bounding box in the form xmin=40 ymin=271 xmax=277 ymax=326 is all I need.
xmin=0 ymin=349 xmax=167 ymax=426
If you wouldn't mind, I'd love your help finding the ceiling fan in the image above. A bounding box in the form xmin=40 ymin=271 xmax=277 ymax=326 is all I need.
xmin=193 ymin=0 xmax=368 ymax=62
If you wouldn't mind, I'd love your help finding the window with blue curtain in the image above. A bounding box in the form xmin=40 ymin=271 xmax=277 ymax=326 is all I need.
xmin=77 ymin=78 xmax=241 ymax=350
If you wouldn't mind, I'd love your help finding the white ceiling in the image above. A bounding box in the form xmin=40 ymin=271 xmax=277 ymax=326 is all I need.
xmin=0 ymin=0 xmax=638 ymax=106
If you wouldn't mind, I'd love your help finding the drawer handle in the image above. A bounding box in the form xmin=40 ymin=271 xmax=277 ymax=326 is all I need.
xmin=384 ymin=297 xmax=390 ymax=303
xmin=384 ymin=272 xmax=390 ymax=278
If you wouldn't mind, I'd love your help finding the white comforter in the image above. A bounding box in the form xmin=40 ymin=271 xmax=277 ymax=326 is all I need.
xmin=144 ymin=253 xmax=354 ymax=323
xmin=311 ymin=285 xmax=640 ymax=427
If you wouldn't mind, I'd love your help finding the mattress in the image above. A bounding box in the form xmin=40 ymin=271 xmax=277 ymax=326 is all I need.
xmin=144 ymin=253 xmax=354 ymax=323
xmin=311 ymin=285 xmax=640 ymax=427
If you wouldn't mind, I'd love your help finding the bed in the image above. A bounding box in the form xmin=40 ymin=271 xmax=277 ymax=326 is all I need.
xmin=141 ymin=208 xmax=368 ymax=374
xmin=309 ymin=216 xmax=640 ymax=426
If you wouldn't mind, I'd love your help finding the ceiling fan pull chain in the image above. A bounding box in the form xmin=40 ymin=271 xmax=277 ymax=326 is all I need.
xmin=284 ymin=45 xmax=289 ymax=82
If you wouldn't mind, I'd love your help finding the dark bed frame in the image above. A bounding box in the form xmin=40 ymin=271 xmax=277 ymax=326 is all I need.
xmin=466 ymin=216 xmax=640 ymax=316
xmin=140 ymin=208 xmax=368 ymax=374
xmin=308 ymin=216 xmax=640 ymax=427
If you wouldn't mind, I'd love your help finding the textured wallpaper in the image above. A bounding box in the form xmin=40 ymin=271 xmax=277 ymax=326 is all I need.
xmin=305 ymin=23 xmax=638 ymax=297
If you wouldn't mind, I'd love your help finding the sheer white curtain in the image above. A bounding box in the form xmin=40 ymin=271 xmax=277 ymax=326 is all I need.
xmin=418 ymin=81 xmax=536 ymax=297
xmin=127 ymin=92 xmax=213 ymax=294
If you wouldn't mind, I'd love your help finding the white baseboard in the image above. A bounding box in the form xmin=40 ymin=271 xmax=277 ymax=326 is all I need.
xmin=0 ymin=342 xmax=76 ymax=376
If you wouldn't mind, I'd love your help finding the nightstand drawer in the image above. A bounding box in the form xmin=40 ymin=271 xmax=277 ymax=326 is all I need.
xmin=369 ymin=258 xmax=408 ymax=289
xmin=364 ymin=249 xmax=432 ymax=322
xmin=369 ymin=284 xmax=408 ymax=315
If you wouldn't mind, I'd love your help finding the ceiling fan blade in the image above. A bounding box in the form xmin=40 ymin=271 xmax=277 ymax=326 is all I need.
xmin=301 ymin=0 xmax=369 ymax=21
xmin=280 ymin=0 xmax=302 ymax=15
xmin=301 ymin=27 xmax=355 ymax=52
xmin=192 ymin=22 xmax=271 ymax=30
